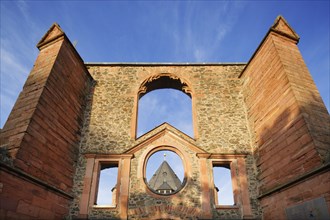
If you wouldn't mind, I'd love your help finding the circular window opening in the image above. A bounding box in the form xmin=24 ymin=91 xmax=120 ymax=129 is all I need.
xmin=146 ymin=150 xmax=185 ymax=195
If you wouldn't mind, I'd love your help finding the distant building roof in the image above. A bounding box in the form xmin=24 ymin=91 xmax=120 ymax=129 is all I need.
xmin=148 ymin=160 xmax=182 ymax=193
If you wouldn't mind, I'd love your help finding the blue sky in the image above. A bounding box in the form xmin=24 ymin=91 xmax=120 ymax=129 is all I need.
xmin=1 ymin=1 xmax=329 ymax=128
xmin=137 ymin=89 xmax=193 ymax=137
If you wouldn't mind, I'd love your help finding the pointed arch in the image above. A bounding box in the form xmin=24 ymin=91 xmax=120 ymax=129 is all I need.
xmin=138 ymin=73 xmax=193 ymax=98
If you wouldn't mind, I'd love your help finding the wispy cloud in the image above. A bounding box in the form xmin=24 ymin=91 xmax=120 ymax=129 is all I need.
xmin=0 ymin=1 xmax=42 ymax=127
xmin=163 ymin=1 xmax=246 ymax=62
xmin=137 ymin=92 xmax=168 ymax=136
xmin=0 ymin=46 xmax=30 ymax=126
xmin=0 ymin=48 xmax=30 ymax=84
xmin=137 ymin=89 xmax=193 ymax=137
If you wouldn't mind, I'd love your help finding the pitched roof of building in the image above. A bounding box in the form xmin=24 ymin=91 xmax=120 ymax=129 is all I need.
xmin=148 ymin=160 xmax=182 ymax=192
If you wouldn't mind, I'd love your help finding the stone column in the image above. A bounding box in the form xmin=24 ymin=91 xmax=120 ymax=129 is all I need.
xmin=197 ymin=153 xmax=212 ymax=219
xmin=79 ymin=156 xmax=95 ymax=219
xmin=120 ymin=154 xmax=133 ymax=219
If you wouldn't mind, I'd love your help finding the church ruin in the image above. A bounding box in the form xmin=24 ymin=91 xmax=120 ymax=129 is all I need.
xmin=0 ymin=16 xmax=329 ymax=219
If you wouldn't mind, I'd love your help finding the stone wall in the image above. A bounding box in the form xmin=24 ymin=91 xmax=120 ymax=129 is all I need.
xmin=0 ymin=168 xmax=71 ymax=219
xmin=78 ymin=64 xmax=249 ymax=154
xmin=70 ymin=64 xmax=260 ymax=219
xmin=260 ymin=171 xmax=330 ymax=219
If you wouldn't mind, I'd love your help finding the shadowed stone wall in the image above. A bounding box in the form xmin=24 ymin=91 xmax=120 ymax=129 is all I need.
xmin=241 ymin=16 xmax=330 ymax=219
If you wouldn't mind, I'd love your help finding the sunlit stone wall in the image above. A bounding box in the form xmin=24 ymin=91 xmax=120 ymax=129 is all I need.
xmin=77 ymin=64 xmax=250 ymax=154
xmin=70 ymin=64 xmax=261 ymax=219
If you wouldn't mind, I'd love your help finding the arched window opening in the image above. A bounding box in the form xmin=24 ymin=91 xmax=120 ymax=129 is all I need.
xmin=96 ymin=164 xmax=118 ymax=206
xmin=137 ymin=89 xmax=192 ymax=137
xmin=145 ymin=150 xmax=185 ymax=195
xmin=213 ymin=165 xmax=235 ymax=206
xmin=137 ymin=74 xmax=193 ymax=138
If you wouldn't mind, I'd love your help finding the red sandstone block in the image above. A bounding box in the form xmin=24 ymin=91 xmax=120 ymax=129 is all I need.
xmin=285 ymin=137 xmax=302 ymax=153
xmin=46 ymin=143 xmax=71 ymax=161
xmin=30 ymin=189 xmax=48 ymax=200
xmin=16 ymin=200 xmax=40 ymax=217
xmin=31 ymin=196 xmax=52 ymax=210
xmin=293 ymin=142 xmax=318 ymax=159
xmin=41 ymin=86 xmax=81 ymax=122
xmin=13 ymin=158 xmax=30 ymax=172
xmin=320 ymin=173 xmax=330 ymax=184
xmin=4 ymin=110 xmax=35 ymax=127
xmin=42 ymin=166 xmax=72 ymax=189
xmin=29 ymin=159 xmax=44 ymax=170
xmin=41 ymin=88 xmax=75 ymax=116
xmin=9 ymin=98 xmax=38 ymax=114
xmin=7 ymin=132 xmax=26 ymax=145
xmin=295 ymin=124 xmax=311 ymax=139
xmin=34 ymin=105 xmax=77 ymax=145
xmin=300 ymin=190 xmax=314 ymax=201
xmin=0 ymin=196 xmax=18 ymax=211
xmin=311 ymin=181 xmax=329 ymax=196
xmin=5 ymin=210 xmax=31 ymax=220
xmin=284 ymin=117 xmax=306 ymax=137
xmin=30 ymin=114 xmax=50 ymax=132
xmin=44 ymin=171 xmax=71 ymax=189
xmin=38 ymin=207 xmax=55 ymax=219
xmin=47 ymin=145 xmax=75 ymax=168
xmin=30 ymin=119 xmax=75 ymax=156
xmin=20 ymin=139 xmax=47 ymax=159
xmin=28 ymin=165 xmax=46 ymax=180
xmin=26 ymin=125 xmax=47 ymax=144
xmin=25 ymin=72 xmax=48 ymax=85
xmin=258 ymin=143 xmax=293 ymax=169
xmin=302 ymin=156 xmax=322 ymax=172
xmin=16 ymin=143 xmax=42 ymax=162
xmin=3 ymin=116 xmax=30 ymax=132
xmin=1 ymin=125 xmax=28 ymax=141
xmin=0 ymin=210 xmax=7 ymax=219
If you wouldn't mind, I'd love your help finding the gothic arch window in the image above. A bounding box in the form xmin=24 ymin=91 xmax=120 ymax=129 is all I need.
xmin=132 ymin=73 xmax=197 ymax=139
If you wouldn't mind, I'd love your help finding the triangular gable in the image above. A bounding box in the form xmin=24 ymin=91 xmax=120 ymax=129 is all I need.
xmin=239 ymin=15 xmax=300 ymax=78
xmin=37 ymin=23 xmax=65 ymax=49
xmin=271 ymin=15 xmax=299 ymax=41
xmin=124 ymin=123 xmax=207 ymax=154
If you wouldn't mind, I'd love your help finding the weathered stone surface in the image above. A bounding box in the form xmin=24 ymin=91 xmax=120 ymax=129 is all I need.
xmin=79 ymin=64 xmax=249 ymax=154
xmin=69 ymin=64 xmax=260 ymax=219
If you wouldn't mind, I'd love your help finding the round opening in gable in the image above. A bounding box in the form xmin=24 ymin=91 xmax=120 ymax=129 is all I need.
xmin=145 ymin=150 xmax=185 ymax=195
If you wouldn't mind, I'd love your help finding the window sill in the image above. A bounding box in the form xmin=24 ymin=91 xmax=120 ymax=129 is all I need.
xmin=216 ymin=205 xmax=239 ymax=210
